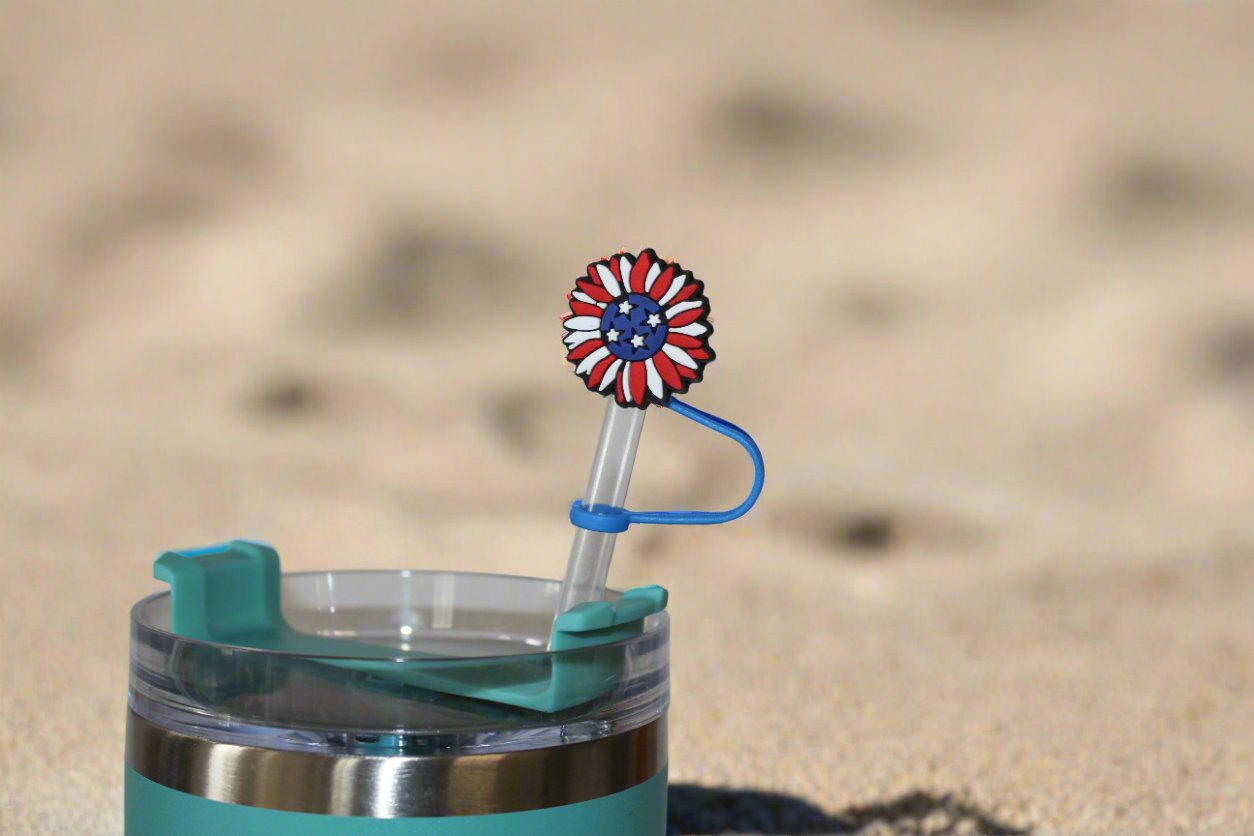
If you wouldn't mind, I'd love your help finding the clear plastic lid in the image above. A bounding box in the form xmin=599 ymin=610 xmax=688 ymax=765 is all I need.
xmin=130 ymin=570 xmax=669 ymax=756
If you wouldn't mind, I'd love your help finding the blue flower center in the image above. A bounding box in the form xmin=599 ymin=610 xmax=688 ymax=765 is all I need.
xmin=601 ymin=293 xmax=669 ymax=362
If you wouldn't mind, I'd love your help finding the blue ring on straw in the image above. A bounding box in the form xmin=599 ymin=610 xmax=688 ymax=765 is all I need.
xmin=568 ymin=397 xmax=765 ymax=533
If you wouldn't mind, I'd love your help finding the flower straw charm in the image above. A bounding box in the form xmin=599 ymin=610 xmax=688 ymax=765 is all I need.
xmin=563 ymin=249 xmax=715 ymax=409
xmin=556 ymin=250 xmax=764 ymax=619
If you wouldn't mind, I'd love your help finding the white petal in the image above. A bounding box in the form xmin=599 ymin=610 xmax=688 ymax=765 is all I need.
xmin=619 ymin=255 xmax=634 ymax=287
xmin=656 ymin=273 xmax=688 ymax=306
xmin=598 ymin=359 xmax=622 ymax=391
xmin=620 ymin=361 xmax=633 ymax=401
xmin=563 ymin=316 xmax=601 ymax=331
xmin=644 ymin=262 xmax=662 ymax=292
xmin=575 ymin=346 xmax=610 ymax=375
xmin=564 ymin=330 xmax=603 ymax=348
xmin=595 ymin=264 xmax=622 ymax=298
xmin=671 ymin=322 xmax=708 ymax=337
xmin=572 ymin=291 xmax=606 ymax=308
xmin=645 ymin=358 xmax=665 ymax=399
xmin=662 ymin=343 xmax=698 ymax=369
xmin=665 ymin=300 xmax=703 ymax=319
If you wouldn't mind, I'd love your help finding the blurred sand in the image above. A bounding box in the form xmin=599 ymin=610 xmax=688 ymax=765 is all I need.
xmin=2 ymin=2 xmax=1254 ymax=833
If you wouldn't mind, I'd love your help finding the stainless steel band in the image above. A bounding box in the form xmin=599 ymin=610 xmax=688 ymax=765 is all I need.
xmin=126 ymin=710 xmax=666 ymax=817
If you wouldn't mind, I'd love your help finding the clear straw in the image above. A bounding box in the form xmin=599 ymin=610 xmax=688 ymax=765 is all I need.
xmin=556 ymin=398 xmax=646 ymax=617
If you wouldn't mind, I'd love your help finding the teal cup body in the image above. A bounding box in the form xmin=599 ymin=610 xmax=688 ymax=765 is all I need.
xmin=124 ymin=765 xmax=667 ymax=836
xmin=126 ymin=569 xmax=670 ymax=834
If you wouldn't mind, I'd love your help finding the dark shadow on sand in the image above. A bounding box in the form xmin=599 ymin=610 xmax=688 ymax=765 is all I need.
xmin=668 ymin=784 xmax=1029 ymax=835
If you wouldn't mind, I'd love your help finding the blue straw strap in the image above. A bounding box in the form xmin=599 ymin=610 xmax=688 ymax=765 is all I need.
xmin=568 ymin=397 xmax=765 ymax=533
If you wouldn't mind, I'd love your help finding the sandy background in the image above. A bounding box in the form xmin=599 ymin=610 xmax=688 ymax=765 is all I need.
xmin=2 ymin=2 xmax=1254 ymax=833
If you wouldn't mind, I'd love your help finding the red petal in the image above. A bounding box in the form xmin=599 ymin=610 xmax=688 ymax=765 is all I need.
xmin=688 ymin=348 xmax=710 ymax=361
xmin=588 ymin=354 xmax=615 ymax=389
xmin=567 ymin=339 xmax=605 ymax=362
xmin=630 ymin=361 xmax=646 ymax=404
xmin=666 ymin=307 xmax=705 ymax=328
xmin=616 ymin=365 xmax=627 ymax=404
xmin=577 ymin=278 xmax=613 ymax=303
xmin=648 ymin=266 xmax=675 ymax=301
xmin=608 ymin=257 xmax=622 ymax=284
xmin=667 ymin=281 xmax=699 ymax=306
xmin=630 ymin=250 xmax=651 ymax=294
xmin=666 ymin=333 xmax=704 ymax=349
xmin=569 ymin=300 xmax=603 ymax=318
xmin=677 ymin=363 xmax=697 ymax=380
xmin=652 ymin=351 xmax=683 ymax=389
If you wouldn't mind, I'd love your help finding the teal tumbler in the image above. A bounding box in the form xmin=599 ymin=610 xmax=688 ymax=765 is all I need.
xmin=126 ymin=568 xmax=670 ymax=835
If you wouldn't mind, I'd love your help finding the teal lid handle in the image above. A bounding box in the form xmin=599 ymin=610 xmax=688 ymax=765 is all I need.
xmin=154 ymin=540 xmax=284 ymax=642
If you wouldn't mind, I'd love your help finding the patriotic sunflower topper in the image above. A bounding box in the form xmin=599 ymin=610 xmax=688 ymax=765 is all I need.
xmin=556 ymin=249 xmax=763 ymax=619
xmin=563 ymin=249 xmax=715 ymax=408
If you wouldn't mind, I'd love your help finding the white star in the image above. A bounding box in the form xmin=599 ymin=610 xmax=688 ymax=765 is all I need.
xmin=646 ymin=313 xmax=662 ymax=328
xmin=617 ymin=300 xmax=633 ymax=314
xmin=630 ymin=334 xmax=645 ymax=348
xmin=606 ymin=328 xmax=621 ymax=342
